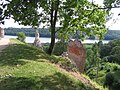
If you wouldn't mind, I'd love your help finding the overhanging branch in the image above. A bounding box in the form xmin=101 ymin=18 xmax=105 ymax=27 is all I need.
xmin=87 ymin=4 xmax=120 ymax=17
xmin=97 ymin=6 xmax=120 ymax=9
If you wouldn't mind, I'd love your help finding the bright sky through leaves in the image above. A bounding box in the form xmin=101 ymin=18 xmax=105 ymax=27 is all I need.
xmin=0 ymin=0 xmax=120 ymax=30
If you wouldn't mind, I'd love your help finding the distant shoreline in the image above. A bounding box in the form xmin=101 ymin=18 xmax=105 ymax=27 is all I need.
xmin=5 ymin=34 xmax=114 ymax=40
xmin=5 ymin=35 xmax=110 ymax=44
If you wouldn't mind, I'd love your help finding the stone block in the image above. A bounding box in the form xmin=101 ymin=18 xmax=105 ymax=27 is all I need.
xmin=67 ymin=39 xmax=86 ymax=73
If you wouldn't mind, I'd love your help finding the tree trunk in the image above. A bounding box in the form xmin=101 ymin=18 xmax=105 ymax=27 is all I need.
xmin=47 ymin=1 xmax=59 ymax=55
xmin=47 ymin=27 xmax=55 ymax=55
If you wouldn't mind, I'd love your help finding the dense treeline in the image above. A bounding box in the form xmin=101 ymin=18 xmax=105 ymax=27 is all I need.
xmin=85 ymin=40 xmax=120 ymax=90
xmin=4 ymin=27 xmax=120 ymax=40
xmin=104 ymin=30 xmax=120 ymax=40
xmin=4 ymin=27 xmax=51 ymax=37
xmin=89 ymin=30 xmax=120 ymax=40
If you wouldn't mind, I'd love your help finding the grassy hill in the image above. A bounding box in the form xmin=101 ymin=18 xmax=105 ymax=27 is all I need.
xmin=0 ymin=39 xmax=105 ymax=90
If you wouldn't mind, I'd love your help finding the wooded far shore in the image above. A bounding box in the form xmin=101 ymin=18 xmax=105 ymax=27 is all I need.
xmin=4 ymin=27 xmax=120 ymax=40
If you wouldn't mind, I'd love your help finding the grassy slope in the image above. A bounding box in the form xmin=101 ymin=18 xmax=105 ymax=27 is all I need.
xmin=0 ymin=39 xmax=94 ymax=90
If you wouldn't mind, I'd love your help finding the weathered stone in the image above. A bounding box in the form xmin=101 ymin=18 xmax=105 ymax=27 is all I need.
xmin=61 ymin=52 xmax=68 ymax=57
xmin=0 ymin=27 xmax=4 ymax=38
xmin=67 ymin=39 xmax=86 ymax=73
xmin=33 ymin=32 xmax=42 ymax=48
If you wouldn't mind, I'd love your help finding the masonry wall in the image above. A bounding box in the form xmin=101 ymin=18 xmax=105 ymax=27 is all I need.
xmin=0 ymin=27 xmax=4 ymax=38
xmin=67 ymin=39 xmax=86 ymax=73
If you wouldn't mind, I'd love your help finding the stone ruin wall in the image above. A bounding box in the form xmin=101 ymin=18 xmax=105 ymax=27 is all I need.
xmin=33 ymin=31 xmax=42 ymax=48
xmin=0 ymin=27 xmax=4 ymax=38
xmin=67 ymin=39 xmax=86 ymax=73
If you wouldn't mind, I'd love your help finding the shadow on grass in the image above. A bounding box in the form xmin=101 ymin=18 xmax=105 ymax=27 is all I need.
xmin=0 ymin=44 xmax=48 ymax=66
xmin=0 ymin=45 xmax=9 ymax=51
xmin=0 ymin=72 xmax=90 ymax=90
xmin=39 ymin=72 xmax=88 ymax=90
xmin=0 ymin=77 xmax=36 ymax=90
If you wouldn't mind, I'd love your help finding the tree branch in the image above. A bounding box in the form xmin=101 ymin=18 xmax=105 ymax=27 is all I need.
xmin=98 ymin=6 xmax=120 ymax=9
xmin=50 ymin=2 xmax=54 ymax=29
xmin=87 ymin=4 xmax=120 ymax=17
xmin=54 ymin=0 xmax=59 ymax=32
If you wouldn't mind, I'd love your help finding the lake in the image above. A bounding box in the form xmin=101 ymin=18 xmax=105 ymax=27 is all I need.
xmin=4 ymin=35 xmax=110 ymax=44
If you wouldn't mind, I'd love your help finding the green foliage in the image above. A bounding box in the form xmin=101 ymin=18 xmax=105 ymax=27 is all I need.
xmin=58 ymin=0 xmax=107 ymax=40
xmin=103 ymin=63 xmax=120 ymax=72
xmin=85 ymin=42 xmax=103 ymax=84
xmin=100 ymin=39 xmax=120 ymax=64
xmin=49 ymin=55 xmax=77 ymax=71
xmin=103 ymin=0 xmax=120 ymax=22
xmin=100 ymin=44 xmax=111 ymax=58
xmin=104 ymin=71 xmax=120 ymax=90
xmin=43 ymin=41 xmax=67 ymax=56
xmin=85 ymin=41 xmax=103 ymax=71
xmin=1 ymin=0 xmax=108 ymax=54
xmin=86 ymin=62 xmax=120 ymax=88
xmin=85 ymin=39 xmax=120 ymax=89
xmin=85 ymin=40 xmax=120 ymax=89
xmin=42 ymin=43 xmax=50 ymax=53
xmin=111 ymin=46 xmax=120 ymax=55
xmin=53 ymin=41 xmax=67 ymax=56
xmin=104 ymin=72 xmax=114 ymax=89
xmin=17 ymin=32 xmax=26 ymax=42
xmin=85 ymin=48 xmax=94 ymax=69
xmin=104 ymin=0 xmax=120 ymax=11
xmin=84 ymin=44 xmax=93 ymax=49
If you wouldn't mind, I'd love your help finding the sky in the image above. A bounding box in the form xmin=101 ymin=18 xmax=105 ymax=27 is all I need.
xmin=0 ymin=0 xmax=120 ymax=30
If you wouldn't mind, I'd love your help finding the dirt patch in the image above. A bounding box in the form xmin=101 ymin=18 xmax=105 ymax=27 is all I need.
xmin=0 ymin=38 xmax=10 ymax=52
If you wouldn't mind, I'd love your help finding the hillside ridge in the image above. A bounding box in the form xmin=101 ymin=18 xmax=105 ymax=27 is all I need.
xmin=56 ymin=64 xmax=99 ymax=90
xmin=0 ymin=38 xmax=104 ymax=90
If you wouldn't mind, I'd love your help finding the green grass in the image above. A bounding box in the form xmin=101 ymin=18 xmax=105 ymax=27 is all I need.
xmin=84 ymin=44 xmax=93 ymax=49
xmin=10 ymin=38 xmax=25 ymax=44
xmin=0 ymin=39 xmax=94 ymax=90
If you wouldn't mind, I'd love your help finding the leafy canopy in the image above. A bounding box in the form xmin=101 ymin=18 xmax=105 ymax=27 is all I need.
xmin=104 ymin=0 xmax=120 ymax=9
xmin=1 ymin=0 xmax=107 ymax=39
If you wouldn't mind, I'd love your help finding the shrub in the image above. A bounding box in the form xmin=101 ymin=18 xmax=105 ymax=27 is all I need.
xmin=104 ymin=71 xmax=120 ymax=90
xmin=100 ymin=44 xmax=111 ymax=58
xmin=42 ymin=43 xmax=49 ymax=53
xmin=49 ymin=55 xmax=77 ymax=71
xmin=52 ymin=41 xmax=67 ymax=55
xmin=17 ymin=32 xmax=26 ymax=42
xmin=112 ymin=80 xmax=120 ymax=90
xmin=104 ymin=72 xmax=114 ymax=89
xmin=102 ymin=62 xmax=120 ymax=72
